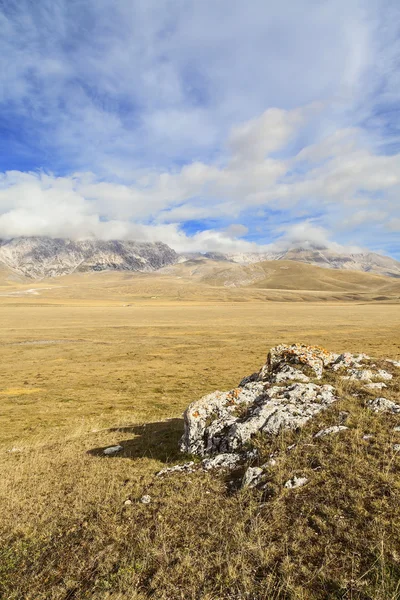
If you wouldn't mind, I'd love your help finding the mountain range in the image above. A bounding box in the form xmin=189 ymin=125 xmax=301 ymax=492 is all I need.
xmin=0 ymin=236 xmax=399 ymax=279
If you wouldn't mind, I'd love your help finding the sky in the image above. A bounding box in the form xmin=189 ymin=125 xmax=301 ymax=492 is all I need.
xmin=0 ymin=0 xmax=399 ymax=258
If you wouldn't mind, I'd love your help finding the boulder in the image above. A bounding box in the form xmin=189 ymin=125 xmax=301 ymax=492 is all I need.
xmin=367 ymin=397 xmax=400 ymax=414
xmin=180 ymin=344 xmax=349 ymax=457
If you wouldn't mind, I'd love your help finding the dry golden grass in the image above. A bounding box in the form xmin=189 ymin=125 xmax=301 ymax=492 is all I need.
xmin=0 ymin=272 xmax=400 ymax=599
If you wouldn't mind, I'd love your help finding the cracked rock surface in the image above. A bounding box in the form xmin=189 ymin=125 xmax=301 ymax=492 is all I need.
xmin=180 ymin=381 xmax=336 ymax=456
xmin=180 ymin=344 xmax=340 ymax=456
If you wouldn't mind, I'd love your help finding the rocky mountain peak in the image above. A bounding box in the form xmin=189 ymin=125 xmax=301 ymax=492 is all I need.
xmin=0 ymin=236 xmax=178 ymax=279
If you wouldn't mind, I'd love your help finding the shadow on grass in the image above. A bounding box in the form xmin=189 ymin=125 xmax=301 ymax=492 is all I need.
xmin=87 ymin=418 xmax=184 ymax=463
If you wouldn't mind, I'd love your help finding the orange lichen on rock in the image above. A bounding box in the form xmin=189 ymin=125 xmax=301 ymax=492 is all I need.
xmin=267 ymin=344 xmax=336 ymax=379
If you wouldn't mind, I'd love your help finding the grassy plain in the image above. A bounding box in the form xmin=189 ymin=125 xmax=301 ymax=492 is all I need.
xmin=0 ymin=269 xmax=400 ymax=599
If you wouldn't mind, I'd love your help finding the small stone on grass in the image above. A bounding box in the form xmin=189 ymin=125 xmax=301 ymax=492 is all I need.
xmin=314 ymin=425 xmax=348 ymax=438
xmin=103 ymin=445 xmax=123 ymax=455
xmin=284 ymin=476 xmax=308 ymax=489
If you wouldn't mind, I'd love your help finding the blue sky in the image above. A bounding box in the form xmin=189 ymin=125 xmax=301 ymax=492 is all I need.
xmin=0 ymin=0 xmax=399 ymax=258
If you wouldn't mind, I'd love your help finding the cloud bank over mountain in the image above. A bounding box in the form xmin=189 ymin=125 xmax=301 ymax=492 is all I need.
xmin=0 ymin=1 xmax=399 ymax=257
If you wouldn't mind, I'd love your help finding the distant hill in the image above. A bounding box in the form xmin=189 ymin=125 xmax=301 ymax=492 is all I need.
xmin=197 ymin=246 xmax=400 ymax=278
xmin=161 ymin=258 xmax=400 ymax=295
xmin=0 ymin=237 xmax=178 ymax=279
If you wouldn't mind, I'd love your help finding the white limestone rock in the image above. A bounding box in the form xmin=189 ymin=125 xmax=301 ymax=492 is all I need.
xmin=375 ymin=369 xmax=393 ymax=381
xmin=314 ymin=425 xmax=348 ymax=438
xmin=342 ymin=369 xmax=374 ymax=382
xmin=202 ymin=453 xmax=242 ymax=471
xmin=284 ymin=476 xmax=308 ymax=489
xmin=263 ymin=458 xmax=277 ymax=468
xmin=181 ymin=381 xmax=336 ymax=456
xmin=242 ymin=466 xmax=264 ymax=488
xmin=343 ymin=368 xmax=392 ymax=384
xmin=103 ymin=445 xmax=123 ymax=455
xmin=332 ymin=352 xmax=370 ymax=371
xmin=386 ymin=359 xmax=400 ymax=368
xmin=271 ymin=364 xmax=310 ymax=383
xmin=367 ymin=397 xmax=400 ymax=414
xmin=365 ymin=382 xmax=387 ymax=390
xmin=177 ymin=344 xmax=399 ymax=479
xmin=156 ymin=462 xmax=195 ymax=477
xmin=266 ymin=344 xmax=336 ymax=380
xmin=180 ymin=382 xmax=266 ymax=456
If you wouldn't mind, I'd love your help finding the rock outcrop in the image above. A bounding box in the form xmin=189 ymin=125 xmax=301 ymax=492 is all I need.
xmin=177 ymin=344 xmax=400 ymax=475
xmin=152 ymin=344 xmax=400 ymax=488
xmin=180 ymin=344 xmax=340 ymax=456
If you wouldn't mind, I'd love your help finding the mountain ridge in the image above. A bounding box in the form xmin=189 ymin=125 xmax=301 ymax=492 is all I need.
xmin=0 ymin=236 xmax=399 ymax=279
xmin=0 ymin=237 xmax=178 ymax=279
xmin=184 ymin=246 xmax=400 ymax=278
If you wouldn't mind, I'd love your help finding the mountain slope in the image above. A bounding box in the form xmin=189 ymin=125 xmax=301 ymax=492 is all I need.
xmin=162 ymin=258 xmax=400 ymax=295
xmin=247 ymin=260 xmax=400 ymax=292
xmin=189 ymin=247 xmax=400 ymax=278
xmin=221 ymin=246 xmax=400 ymax=278
xmin=0 ymin=237 xmax=178 ymax=279
xmin=277 ymin=247 xmax=400 ymax=278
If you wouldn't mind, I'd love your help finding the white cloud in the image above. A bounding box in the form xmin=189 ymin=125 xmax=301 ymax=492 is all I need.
xmin=228 ymin=107 xmax=306 ymax=165
xmin=0 ymin=101 xmax=399 ymax=256
xmin=0 ymin=0 xmax=388 ymax=173
xmin=274 ymin=222 xmax=364 ymax=253
xmin=0 ymin=1 xmax=400 ymax=257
